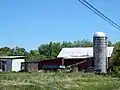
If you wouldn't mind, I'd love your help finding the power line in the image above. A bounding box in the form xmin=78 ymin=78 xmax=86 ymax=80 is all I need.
xmin=78 ymin=0 xmax=120 ymax=31
xmin=82 ymin=0 xmax=120 ymax=29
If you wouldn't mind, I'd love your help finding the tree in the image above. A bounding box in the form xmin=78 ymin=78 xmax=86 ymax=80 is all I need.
xmin=110 ymin=42 xmax=120 ymax=67
xmin=61 ymin=41 xmax=73 ymax=48
xmin=73 ymin=39 xmax=93 ymax=47
xmin=38 ymin=43 xmax=51 ymax=59
xmin=0 ymin=47 xmax=12 ymax=56
xmin=73 ymin=40 xmax=81 ymax=47
xmin=38 ymin=42 xmax=61 ymax=59
xmin=50 ymin=42 xmax=61 ymax=59
xmin=12 ymin=46 xmax=29 ymax=58
xmin=28 ymin=50 xmax=41 ymax=61
xmin=108 ymin=41 xmax=113 ymax=47
xmin=109 ymin=41 xmax=120 ymax=77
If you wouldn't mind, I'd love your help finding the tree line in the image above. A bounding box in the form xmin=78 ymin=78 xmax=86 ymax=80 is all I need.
xmin=0 ymin=39 xmax=93 ymax=61
xmin=0 ymin=39 xmax=120 ymax=76
xmin=0 ymin=39 xmax=118 ymax=62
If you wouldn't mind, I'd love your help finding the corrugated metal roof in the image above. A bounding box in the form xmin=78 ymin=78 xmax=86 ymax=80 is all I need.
xmin=57 ymin=47 xmax=114 ymax=59
xmin=0 ymin=56 xmax=25 ymax=59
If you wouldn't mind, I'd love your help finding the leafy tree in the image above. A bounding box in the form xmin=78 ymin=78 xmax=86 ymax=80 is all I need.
xmin=61 ymin=41 xmax=72 ymax=48
xmin=108 ymin=41 xmax=113 ymax=47
xmin=38 ymin=42 xmax=61 ymax=59
xmin=50 ymin=42 xmax=61 ymax=59
xmin=110 ymin=42 xmax=120 ymax=67
xmin=109 ymin=41 xmax=120 ymax=77
xmin=73 ymin=40 xmax=81 ymax=47
xmin=0 ymin=47 xmax=12 ymax=56
xmin=12 ymin=46 xmax=27 ymax=56
xmin=38 ymin=44 xmax=51 ymax=59
xmin=73 ymin=39 xmax=92 ymax=47
xmin=29 ymin=50 xmax=41 ymax=61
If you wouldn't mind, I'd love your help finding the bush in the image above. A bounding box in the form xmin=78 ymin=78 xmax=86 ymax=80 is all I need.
xmin=114 ymin=66 xmax=120 ymax=78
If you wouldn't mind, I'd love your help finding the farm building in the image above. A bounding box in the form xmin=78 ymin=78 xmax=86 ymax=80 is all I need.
xmin=38 ymin=47 xmax=114 ymax=71
xmin=22 ymin=58 xmax=64 ymax=72
xmin=23 ymin=32 xmax=114 ymax=72
xmin=22 ymin=47 xmax=114 ymax=72
xmin=21 ymin=61 xmax=38 ymax=72
xmin=0 ymin=56 xmax=25 ymax=72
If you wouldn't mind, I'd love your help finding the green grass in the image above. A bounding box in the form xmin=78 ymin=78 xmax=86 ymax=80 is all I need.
xmin=0 ymin=72 xmax=120 ymax=90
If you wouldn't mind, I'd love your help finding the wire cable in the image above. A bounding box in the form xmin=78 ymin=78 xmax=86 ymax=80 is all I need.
xmin=78 ymin=0 xmax=120 ymax=30
xmin=82 ymin=0 xmax=120 ymax=29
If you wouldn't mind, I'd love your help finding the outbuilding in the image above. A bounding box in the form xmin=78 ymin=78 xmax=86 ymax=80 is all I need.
xmin=0 ymin=56 xmax=25 ymax=72
xmin=21 ymin=61 xmax=38 ymax=72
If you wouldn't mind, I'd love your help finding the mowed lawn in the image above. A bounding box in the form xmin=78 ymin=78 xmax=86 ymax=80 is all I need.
xmin=0 ymin=72 xmax=120 ymax=90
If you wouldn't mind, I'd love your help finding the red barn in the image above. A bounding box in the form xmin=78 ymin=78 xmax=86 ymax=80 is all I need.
xmin=38 ymin=47 xmax=113 ymax=71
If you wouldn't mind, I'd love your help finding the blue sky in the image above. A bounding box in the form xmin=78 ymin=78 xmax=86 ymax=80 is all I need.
xmin=0 ymin=0 xmax=120 ymax=51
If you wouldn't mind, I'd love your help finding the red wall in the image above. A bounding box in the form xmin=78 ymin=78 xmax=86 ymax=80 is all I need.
xmin=38 ymin=58 xmax=93 ymax=70
xmin=38 ymin=58 xmax=62 ymax=69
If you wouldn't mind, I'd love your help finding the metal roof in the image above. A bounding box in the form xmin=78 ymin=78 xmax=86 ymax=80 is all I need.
xmin=57 ymin=47 xmax=114 ymax=59
xmin=0 ymin=56 xmax=25 ymax=59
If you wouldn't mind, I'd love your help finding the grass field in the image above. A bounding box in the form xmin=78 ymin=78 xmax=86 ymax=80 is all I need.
xmin=0 ymin=72 xmax=120 ymax=90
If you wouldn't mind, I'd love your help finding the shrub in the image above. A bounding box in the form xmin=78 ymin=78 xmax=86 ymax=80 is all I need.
xmin=114 ymin=66 xmax=120 ymax=78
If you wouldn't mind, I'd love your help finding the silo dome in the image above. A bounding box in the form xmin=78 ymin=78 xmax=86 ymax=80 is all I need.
xmin=94 ymin=32 xmax=106 ymax=37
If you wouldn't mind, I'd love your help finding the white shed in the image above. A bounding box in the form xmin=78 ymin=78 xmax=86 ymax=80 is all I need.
xmin=0 ymin=56 xmax=25 ymax=72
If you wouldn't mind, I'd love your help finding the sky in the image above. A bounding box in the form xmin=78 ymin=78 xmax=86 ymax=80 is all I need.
xmin=0 ymin=0 xmax=120 ymax=51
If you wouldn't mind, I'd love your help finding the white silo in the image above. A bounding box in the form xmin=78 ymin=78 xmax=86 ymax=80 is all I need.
xmin=93 ymin=32 xmax=108 ymax=73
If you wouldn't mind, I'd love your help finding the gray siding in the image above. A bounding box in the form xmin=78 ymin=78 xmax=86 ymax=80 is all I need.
xmin=93 ymin=36 xmax=108 ymax=73
xmin=6 ymin=59 xmax=12 ymax=72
